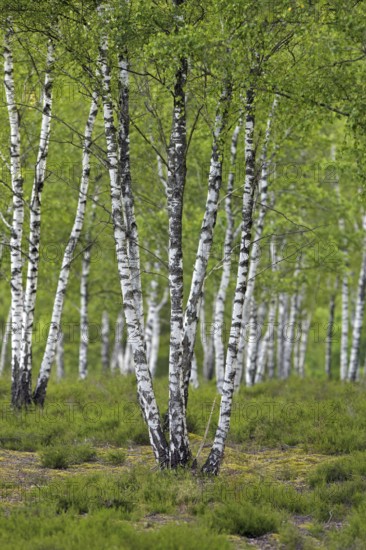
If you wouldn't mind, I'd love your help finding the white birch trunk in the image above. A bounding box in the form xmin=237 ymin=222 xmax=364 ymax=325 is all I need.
xmin=166 ymin=52 xmax=190 ymax=467
xmin=97 ymin=25 xmax=168 ymax=466
xmin=298 ymin=314 xmax=311 ymax=378
xmin=33 ymin=91 xmax=99 ymax=405
xmin=245 ymin=298 xmax=258 ymax=387
xmin=111 ymin=311 xmax=124 ymax=373
xmin=15 ymin=40 xmax=54 ymax=407
xmin=190 ymin=352 xmax=199 ymax=389
xmin=182 ymin=84 xmax=232 ymax=404
xmin=0 ymin=307 xmax=11 ymax=376
xmin=214 ymin=121 xmax=241 ymax=393
xmin=283 ymin=275 xmax=302 ymax=379
xmin=340 ymin=272 xmax=349 ymax=381
xmin=277 ymin=292 xmax=289 ymax=379
xmin=78 ymin=186 xmax=99 ymax=380
xmin=56 ymin=331 xmax=64 ymax=381
xmin=348 ymin=215 xmax=366 ymax=381
xmin=4 ymin=25 xmax=24 ymax=400
xmin=202 ymin=88 xmax=256 ymax=474
xmin=101 ymin=310 xmax=109 ymax=372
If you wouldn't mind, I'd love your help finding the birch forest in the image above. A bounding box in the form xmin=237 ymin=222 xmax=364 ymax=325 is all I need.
xmin=1 ymin=1 xmax=366 ymax=548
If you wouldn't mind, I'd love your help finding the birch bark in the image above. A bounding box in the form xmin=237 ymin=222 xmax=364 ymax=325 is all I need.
xmin=16 ymin=40 xmax=54 ymax=407
xmin=348 ymin=214 xmax=366 ymax=381
xmin=202 ymin=88 xmax=256 ymax=475
xmin=33 ymin=91 xmax=99 ymax=405
xmin=97 ymin=26 xmax=168 ymax=466
xmin=214 ymin=121 xmax=241 ymax=393
xmin=4 ymin=25 xmax=24 ymax=400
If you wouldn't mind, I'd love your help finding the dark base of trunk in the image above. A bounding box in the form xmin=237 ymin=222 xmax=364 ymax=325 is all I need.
xmin=201 ymin=448 xmax=222 ymax=475
xmin=32 ymin=377 xmax=48 ymax=407
xmin=12 ymin=369 xmax=32 ymax=409
xmin=169 ymin=442 xmax=191 ymax=468
xmin=348 ymin=371 xmax=357 ymax=382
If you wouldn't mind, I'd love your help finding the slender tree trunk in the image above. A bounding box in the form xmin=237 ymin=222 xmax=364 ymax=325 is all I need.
xmin=297 ymin=313 xmax=310 ymax=378
xmin=190 ymin=352 xmax=199 ymax=389
xmin=182 ymin=84 xmax=232 ymax=405
xmin=166 ymin=52 xmax=190 ymax=467
xmin=78 ymin=186 xmax=99 ymax=380
xmin=277 ymin=292 xmax=288 ymax=379
xmin=111 ymin=311 xmax=124 ymax=373
xmin=255 ymin=298 xmax=275 ymax=383
xmin=56 ymin=330 xmax=64 ymax=381
xmin=283 ymin=277 xmax=302 ymax=379
xmin=245 ymin=298 xmax=258 ymax=386
xmin=348 ymin=216 xmax=366 ymax=381
xmin=101 ymin=310 xmax=110 ymax=372
xmin=118 ymin=54 xmax=144 ymax=331
xmin=202 ymin=88 xmax=256 ymax=475
xmin=200 ymin=290 xmax=214 ymax=382
xmin=15 ymin=40 xmax=54 ymax=407
xmin=97 ymin=26 xmax=168 ymax=466
xmin=32 ymin=91 xmax=99 ymax=405
xmin=214 ymin=121 xmax=241 ymax=393
xmin=4 ymin=25 xmax=24 ymax=401
xmin=0 ymin=307 xmax=11 ymax=376
xmin=325 ymin=284 xmax=337 ymax=380
xmin=340 ymin=272 xmax=349 ymax=381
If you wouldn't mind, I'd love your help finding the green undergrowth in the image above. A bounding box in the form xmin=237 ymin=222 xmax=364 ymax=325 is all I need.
xmin=1 ymin=376 xmax=366 ymax=548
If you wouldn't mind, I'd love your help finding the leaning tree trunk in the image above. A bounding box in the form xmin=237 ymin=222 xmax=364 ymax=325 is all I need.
xmin=182 ymin=83 xmax=232 ymax=405
xmin=214 ymin=121 xmax=241 ymax=393
xmin=97 ymin=25 xmax=168 ymax=467
xmin=325 ymin=283 xmax=337 ymax=380
xmin=202 ymin=88 xmax=256 ymax=475
xmin=348 ymin=215 xmax=366 ymax=381
xmin=0 ymin=306 xmax=11 ymax=376
xmin=4 ymin=25 xmax=24 ymax=401
xmin=16 ymin=40 xmax=54 ymax=407
xmin=32 ymin=91 xmax=99 ymax=405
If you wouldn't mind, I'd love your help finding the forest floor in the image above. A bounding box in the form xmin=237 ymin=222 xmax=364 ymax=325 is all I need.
xmin=1 ymin=376 xmax=366 ymax=549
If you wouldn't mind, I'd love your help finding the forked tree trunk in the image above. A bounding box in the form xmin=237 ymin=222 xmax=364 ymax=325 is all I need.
xmin=202 ymin=88 xmax=256 ymax=475
xmin=32 ymin=91 xmax=99 ymax=405
xmin=97 ymin=24 xmax=168 ymax=466
xmin=182 ymin=83 xmax=232 ymax=404
xmin=15 ymin=40 xmax=54 ymax=407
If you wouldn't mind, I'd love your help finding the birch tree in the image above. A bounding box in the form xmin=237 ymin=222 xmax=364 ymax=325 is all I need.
xmin=348 ymin=214 xmax=366 ymax=381
xmin=3 ymin=23 xmax=24 ymax=400
xmin=15 ymin=40 xmax=54 ymax=407
xmin=202 ymin=87 xmax=256 ymax=475
xmin=33 ymin=90 xmax=99 ymax=405
xmin=97 ymin=20 xmax=169 ymax=466
xmin=213 ymin=121 xmax=241 ymax=393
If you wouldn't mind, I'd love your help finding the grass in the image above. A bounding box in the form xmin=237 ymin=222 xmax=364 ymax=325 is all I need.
xmin=1 ymin=375 xmax=366 ymax=548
